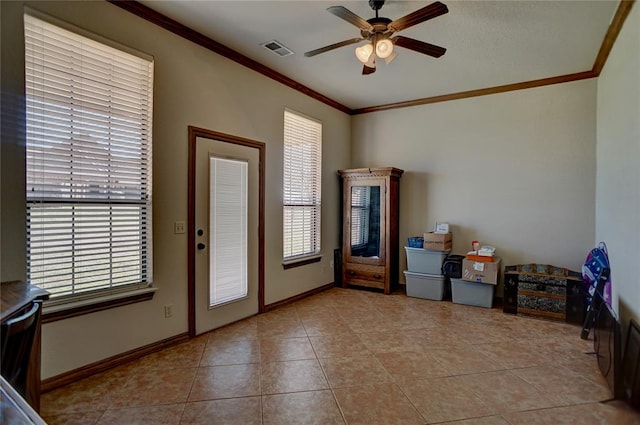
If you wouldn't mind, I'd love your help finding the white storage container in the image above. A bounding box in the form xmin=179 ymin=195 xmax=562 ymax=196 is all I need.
xmin=403 ymin=270 xmax=446 ymax=301
xmin=451 ymin=278 xmax=494 ymax=308
xmin=404 ymin=247 xmax=450 ymax=274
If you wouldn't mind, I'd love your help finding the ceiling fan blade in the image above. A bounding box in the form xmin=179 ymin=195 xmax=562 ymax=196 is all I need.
xmin=304 ymin=38 xmax=364 ymax=57
xmin=362 ymin=64 xmax=376 ymax=75
xmin=393 ymin=36 xmax=446 ymax=58
xmin=327 ymin=6 xmax=374 ymax=31
xmin=388 ymin=1 xmax=448 ymax=33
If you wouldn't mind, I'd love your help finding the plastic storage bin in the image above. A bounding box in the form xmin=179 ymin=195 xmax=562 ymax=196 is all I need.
xmin=451 ymin=278 xmax=494 ymax=308
xmin=403 ymin=271 xmax=445 ymax=301
xmin=405 ymin=247 xmax=450 ymax=275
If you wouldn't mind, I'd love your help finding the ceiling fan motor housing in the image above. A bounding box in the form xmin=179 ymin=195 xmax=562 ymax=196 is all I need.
xmin=369 ymin=0 xmax=385 ymax=11
xmin=361 ymin=17 xmax=391 ymax=38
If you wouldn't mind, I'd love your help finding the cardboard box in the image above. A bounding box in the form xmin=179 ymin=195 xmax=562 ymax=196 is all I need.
xmin=462 ymin=257 xmax=501 ymax=285
xmin=423 ymin=232 xmax=452 ymax=251
xmin=466 ymin=254 xmax=495 ymax=263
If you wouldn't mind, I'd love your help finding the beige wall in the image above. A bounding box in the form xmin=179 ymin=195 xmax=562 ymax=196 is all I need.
xmin=0 ymin=1 xmax=28 ymax=283
xmin=2 ymin=0 xmax=636 ymax=381
xmin=1 ymin=1 xmax=350 ymax=379
xmin=352 ymin=79 xmax=598 ymax=291
xmin=596 ymin=4 xmax=639 ymax=329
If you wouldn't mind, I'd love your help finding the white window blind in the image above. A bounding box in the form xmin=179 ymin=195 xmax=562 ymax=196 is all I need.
xmin=209 ymin=157 xmax=248 ymax=307
xmin=24 ymin=14 xmax=154 ymax=300
xmin=283 ymin=109 xmax=322 ymax=260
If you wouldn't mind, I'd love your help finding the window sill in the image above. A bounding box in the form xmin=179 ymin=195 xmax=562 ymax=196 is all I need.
xmin=42 ymin=287 xmax=157 ymax=324
xmin=282 ymin=255 xmax=322 ymax=270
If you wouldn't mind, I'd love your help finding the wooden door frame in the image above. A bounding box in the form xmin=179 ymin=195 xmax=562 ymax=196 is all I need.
xmin=187 ymin=126 xmax=265 ymax=338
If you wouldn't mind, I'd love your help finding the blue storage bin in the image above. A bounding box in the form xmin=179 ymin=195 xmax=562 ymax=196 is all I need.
xmin=407 ymin=237 xmax=424 ymax=248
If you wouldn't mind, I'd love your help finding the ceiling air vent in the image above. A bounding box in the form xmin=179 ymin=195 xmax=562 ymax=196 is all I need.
xmin=261 ymin=40 xmax=294 ymax=57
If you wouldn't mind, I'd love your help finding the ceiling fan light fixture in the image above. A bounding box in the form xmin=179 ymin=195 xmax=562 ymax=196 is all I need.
xmin=375 ymin=38 xmax=394 ymax=59
xmin=355 ymin=43 xmax=373 ymax=63
xmin=365 ymin=54 xmax=376 ymax=69
xmin=383 ymin=50 xmax=398 ymax=64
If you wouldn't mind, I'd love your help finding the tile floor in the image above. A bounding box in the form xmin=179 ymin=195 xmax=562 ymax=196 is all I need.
xmin=41 ymin=287 xmax=640 ymax=425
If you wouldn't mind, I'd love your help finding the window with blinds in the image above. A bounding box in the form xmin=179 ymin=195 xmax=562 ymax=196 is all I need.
xmin=24 ymin=13 xmax=154 ymax=300
xmin=283 ymin=109 xmax=322 ymax=260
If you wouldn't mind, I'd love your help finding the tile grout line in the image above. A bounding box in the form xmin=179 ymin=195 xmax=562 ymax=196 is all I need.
xmin=307 ymin=326 xmax=349 ymax=425
xmin=41 ymin=288 xmax=639 ymax=424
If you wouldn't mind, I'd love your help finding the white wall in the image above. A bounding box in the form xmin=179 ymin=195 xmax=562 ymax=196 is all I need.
xmin=352 ymin=80 xmax=598 ymax=291
xmin=596 ymin=4 xmax=639 ymax=328
xmin=1 ymin=1 xmax=351 ymax=379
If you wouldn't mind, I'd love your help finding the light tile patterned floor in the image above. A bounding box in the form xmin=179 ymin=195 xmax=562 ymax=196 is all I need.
xmin=41 ymin=288 xmax=640 ymax=425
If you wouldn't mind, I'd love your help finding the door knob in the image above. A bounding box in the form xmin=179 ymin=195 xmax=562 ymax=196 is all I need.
xmin=197 ymin=242 xmax=206 ymax=250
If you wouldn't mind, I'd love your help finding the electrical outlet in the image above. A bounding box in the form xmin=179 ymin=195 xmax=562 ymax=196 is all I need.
xmin=164 ymin=304 xmax=173 ymax=318
xmin=174 ymin=221 xmax=185 ymax=234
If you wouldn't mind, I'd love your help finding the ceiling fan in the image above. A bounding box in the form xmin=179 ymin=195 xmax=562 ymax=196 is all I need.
xmin=305 ymin=0 xmax=448 ymax=75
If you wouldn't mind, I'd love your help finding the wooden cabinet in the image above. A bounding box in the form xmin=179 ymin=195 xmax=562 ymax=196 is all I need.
xmin=338 ymin=167 xmax=403 ymax=294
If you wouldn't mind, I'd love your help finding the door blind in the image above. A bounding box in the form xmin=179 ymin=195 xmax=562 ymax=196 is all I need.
xmin=283 ymin=110 xmax=322 ymax=259
xmin=24 ymin=14 xmax=154 ymax=299
xmin=209 ymin=157 xmax=248 ymax=307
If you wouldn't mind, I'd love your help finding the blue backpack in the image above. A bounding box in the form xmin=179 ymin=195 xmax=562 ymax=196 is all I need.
xmin=582 ymin=241 xmax=611 ymax=307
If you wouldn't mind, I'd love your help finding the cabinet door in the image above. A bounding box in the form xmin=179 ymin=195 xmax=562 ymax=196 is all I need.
xmin=344 ymin=178 xmax=386 ymax=266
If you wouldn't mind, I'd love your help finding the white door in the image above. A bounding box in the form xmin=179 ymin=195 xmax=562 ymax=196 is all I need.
xmin=193 ymin=132 xmax=262 ymax=335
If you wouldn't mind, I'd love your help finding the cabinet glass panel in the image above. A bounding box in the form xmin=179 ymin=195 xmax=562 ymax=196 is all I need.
xmin=350 ymin=185 xmax=381 ymax=259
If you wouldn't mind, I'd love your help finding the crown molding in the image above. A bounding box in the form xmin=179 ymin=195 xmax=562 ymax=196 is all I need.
xmin=109 ymin=0 xmax=634 ymax=115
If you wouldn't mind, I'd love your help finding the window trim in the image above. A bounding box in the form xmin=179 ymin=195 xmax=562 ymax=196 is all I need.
xmin=281 ymin=254 xmax=322 ymax=270
xmin=42 ymin=287 xmax=157 ymax=324
xmin=25 ymin=7 xmax=154 ymax=62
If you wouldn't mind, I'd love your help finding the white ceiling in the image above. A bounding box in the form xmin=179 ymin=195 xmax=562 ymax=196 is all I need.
xmin=138 ymin=0 xmax=619 ymax=110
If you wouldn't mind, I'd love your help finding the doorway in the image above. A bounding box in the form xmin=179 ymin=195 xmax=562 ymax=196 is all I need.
xmin=188 ymin=126 xmax=265 ymax=337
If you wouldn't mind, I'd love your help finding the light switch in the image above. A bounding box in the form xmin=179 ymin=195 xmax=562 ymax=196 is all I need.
xmin=174 ymin=221 xmax=186 ymax=234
